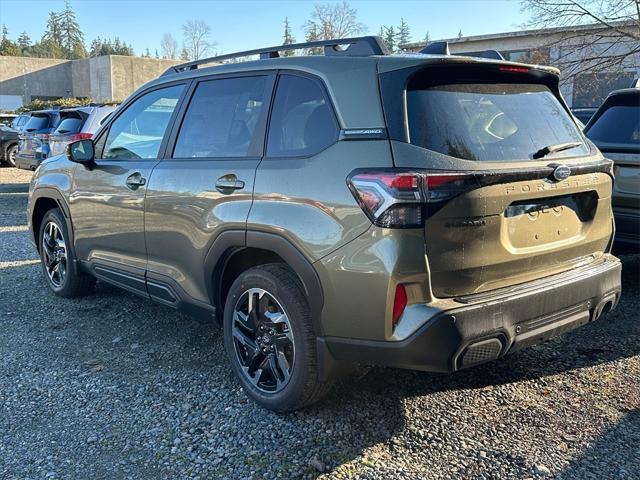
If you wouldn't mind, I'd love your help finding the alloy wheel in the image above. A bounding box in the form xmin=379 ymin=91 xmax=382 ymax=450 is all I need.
xmin=232 ymin=288 xmax=295 ymax=393
xmin=42 ymin=221 xmax=67 ymax=288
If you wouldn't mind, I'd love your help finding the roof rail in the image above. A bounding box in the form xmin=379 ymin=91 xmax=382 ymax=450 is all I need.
xmin=419 ymin=41 xmax=505 ymax=60
xmin=161 ymin=36 xmax=389 ymax=76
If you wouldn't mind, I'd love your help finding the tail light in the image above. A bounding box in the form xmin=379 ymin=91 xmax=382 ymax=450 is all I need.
xmin=347 ymin=169 xmax=476 ymax=228
xmin=35 ymin=133 xmax=50 ymax=143
xmin=68 ymin=132 xmax=93 ymax=141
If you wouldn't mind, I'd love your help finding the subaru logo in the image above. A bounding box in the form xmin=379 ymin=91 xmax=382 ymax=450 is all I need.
xmin=552 ymin=165 xmax=571 ymax=182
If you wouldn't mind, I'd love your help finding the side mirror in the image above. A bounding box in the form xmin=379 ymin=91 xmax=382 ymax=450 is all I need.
xmin=67 ymin=139 xmax=95 ymax=164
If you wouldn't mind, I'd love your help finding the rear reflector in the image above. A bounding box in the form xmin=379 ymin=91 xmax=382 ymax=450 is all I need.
xmin=392 ymin=284 xmax=407 ymax=326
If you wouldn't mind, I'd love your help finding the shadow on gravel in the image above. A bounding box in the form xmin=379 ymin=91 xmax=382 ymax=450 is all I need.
xmin=558 ymin=409 xmax=640 ymax=479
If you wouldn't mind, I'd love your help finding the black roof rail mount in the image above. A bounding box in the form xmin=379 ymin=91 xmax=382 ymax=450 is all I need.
xmin=162 ymin=36 xmax=390 ymax=76
xmin=420 ymin=41 xmax=505 ymax=61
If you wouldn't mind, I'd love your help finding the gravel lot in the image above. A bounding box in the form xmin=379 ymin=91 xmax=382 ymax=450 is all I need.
xmin=1 ymin=165 xmax=638 ymax=480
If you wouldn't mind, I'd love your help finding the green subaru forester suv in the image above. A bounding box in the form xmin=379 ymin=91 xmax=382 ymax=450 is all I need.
xmin=28 ymin=37 xmax=622 ymax=411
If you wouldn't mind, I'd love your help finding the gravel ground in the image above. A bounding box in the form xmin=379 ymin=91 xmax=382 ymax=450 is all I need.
xmin=1 ymin=165 xmax=638 ymax=480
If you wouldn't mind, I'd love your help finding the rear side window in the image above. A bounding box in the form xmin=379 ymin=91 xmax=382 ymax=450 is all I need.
xmin=55 ymin=116 xmax=84 ymax=134
xmin=25 ymin=115 xmax=51 ymax=131
xmin=407 ymin=83 xmax=589 ymax=161
xmin=267 ymin=75 xmax=338 ymax=157
xmin=586 ymin=105 xmax=640 ymax=145
xmin=173 ymin=76 xmax=269 ymax=158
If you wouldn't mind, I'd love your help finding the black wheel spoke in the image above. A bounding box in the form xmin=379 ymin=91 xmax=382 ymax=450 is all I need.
xmin=231 ymin=287 xmax=295 ymax=394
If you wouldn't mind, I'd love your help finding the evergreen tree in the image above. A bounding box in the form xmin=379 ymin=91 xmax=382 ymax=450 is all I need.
xmin=282 ymin=17 xmax=295 ymax=56
xmin=17 ymin=31 xmax=32 ymax=54
xmin=457 ymin=29 xmax=463 ymax=40
xmin=383 ymin=25 xmax=396 ymax=53
xmin=58 ymin=0 xmax=86 ymax=58
xmin=155 ymin=49 xmax=159 ymax=58
xmin=396 ymin=18 xmax=410 ymax=51
xmin=424 ymin=31 xmax=431 ymax=44
xmin=179 ymin=47 xmax=189 ymax=60
xmin=0 ymin=25 xmax=20 ymax=56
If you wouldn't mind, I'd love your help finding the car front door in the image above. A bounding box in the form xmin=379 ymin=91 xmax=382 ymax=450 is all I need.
xmin=143 ymin=73 xmax=274 ymax=306
xmin=69 ymin=83 xmax=187 ymax=295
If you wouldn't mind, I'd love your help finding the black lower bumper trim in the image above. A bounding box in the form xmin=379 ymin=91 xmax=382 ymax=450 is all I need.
xmin=324 ymin=256 xmax=622 ymax=372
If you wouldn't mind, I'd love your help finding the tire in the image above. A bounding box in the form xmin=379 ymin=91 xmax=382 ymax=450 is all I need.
xmin=6 ymin=144 xmax=17 ymax=167
xmin=38 ymin=208 xmax=95 ymax=297
xmin=223 ymin=263 xmax=333 ymax=412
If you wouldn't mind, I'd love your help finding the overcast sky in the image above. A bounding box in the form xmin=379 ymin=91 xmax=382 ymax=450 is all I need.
xmin=0 ymin=0 xmax=528 ymax=56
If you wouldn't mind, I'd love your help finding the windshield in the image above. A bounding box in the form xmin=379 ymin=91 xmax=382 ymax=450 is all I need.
xmin=407 ymin=83 xmax=589 ymax=161
xmin=586 ymin=105 xmax=640 ymax=146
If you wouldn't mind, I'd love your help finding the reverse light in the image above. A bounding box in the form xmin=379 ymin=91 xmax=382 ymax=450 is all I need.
xmin=392 ymin=284 xmax=407 ymax=326
xmin=347 ymin=169 xmax=475 ymax=228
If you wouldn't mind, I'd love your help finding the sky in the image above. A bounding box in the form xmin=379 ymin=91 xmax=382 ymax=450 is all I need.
xmin=0 ymin=0 xmax=529 ymax=56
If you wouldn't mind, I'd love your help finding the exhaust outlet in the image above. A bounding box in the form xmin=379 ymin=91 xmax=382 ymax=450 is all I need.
xmin=592 ymin=294 xmax=617 ymax=321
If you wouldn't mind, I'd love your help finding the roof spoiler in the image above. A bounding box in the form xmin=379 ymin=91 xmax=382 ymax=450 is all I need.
xmin=420 ymin=41 xmax=505 ymax=60
xmin=161 ymin=36 xmax=390 ymax=76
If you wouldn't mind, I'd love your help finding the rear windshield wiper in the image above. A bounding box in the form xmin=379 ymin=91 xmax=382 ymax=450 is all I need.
xmin=532 ymin=141 xmax=582 ymax=159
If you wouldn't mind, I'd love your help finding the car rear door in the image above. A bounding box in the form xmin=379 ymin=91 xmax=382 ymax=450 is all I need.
xmin=69 ymin=83 xmax=187 ymax=295
xmin=49 ymin=109 xmax=90 ymax=157
xmin=143 ymin=72 xmax=275 ymax=305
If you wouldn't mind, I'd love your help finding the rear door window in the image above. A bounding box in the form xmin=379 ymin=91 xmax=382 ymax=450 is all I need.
xmin=266 ymin=74 xmax=339 ymax=157
xmin=173 ymin=76 xmax=269 ymax=158
xmin=407 ymin=83 xmax=589 ymax=161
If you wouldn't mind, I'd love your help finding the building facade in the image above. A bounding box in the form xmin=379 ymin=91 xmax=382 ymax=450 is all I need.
xmin=0 ymin=55 xmax=178 ymax=110
xmin=403 ymin=22 xmax=640 ymax=108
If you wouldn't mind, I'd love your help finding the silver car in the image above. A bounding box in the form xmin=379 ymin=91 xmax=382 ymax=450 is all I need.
xmin=48 ymin=105 xmax=117 ymax=157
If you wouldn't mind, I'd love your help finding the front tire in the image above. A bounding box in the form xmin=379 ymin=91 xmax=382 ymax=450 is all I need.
xmin=38 ymin=208 xmax=95 ymax=297
xmin=223 ymin=264 xmax=333 ymax=412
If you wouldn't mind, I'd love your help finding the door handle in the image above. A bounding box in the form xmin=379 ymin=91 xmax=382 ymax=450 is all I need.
xmin=125 ymin=172 xmax=146 ymax=190
xmin=215 ymin=174 xmax=245 ymax=193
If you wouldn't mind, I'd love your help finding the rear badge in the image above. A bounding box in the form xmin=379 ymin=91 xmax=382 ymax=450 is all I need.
xmin=551 ymin=165 xmax=571 ymax=182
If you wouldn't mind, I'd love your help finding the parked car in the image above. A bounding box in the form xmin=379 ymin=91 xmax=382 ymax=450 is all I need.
xmin=48 ymin=105 xmax=117 ymax=158
xmin=571 ymin=107 xmax=598 ymax=126
xmin=0 ymin=113 xmax=17 ymax=126
xmin=15 ymin=110 xmax=61 ymax=170
xmin=585 ymin=88 xmax=640 ymax=252
xmin=0 ymin=113 xmax=30 ymax=167
xmin=28 ymin=36 xmax=621 ymax=412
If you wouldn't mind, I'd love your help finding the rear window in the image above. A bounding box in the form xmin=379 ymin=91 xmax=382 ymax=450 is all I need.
xmin=407 ymin=83 xmax=589 ymax=161
xmin=25 ymin=115 xmax=52 ymax=131
xmin=586 ymin=105 xmax=640 ymax=145
xmin=54 ymin=116 xmax=84 ymax=134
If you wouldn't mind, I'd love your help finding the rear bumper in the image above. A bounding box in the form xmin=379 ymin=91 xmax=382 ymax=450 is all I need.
xmin=323 ymin=255 xmax=622 ymax=372
xmin=15 ymin=154 xmax=43 ymax=171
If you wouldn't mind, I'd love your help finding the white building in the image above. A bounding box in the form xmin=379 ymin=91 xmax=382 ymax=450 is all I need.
xmin=402 ymin=22 xmax=640 ymax=108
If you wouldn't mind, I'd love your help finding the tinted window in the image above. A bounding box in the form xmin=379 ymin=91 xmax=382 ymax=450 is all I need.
xmin=174 ymin=76 xmax=268 ymax=158
xmin=586 ymin=105 xmax=640 ymax=145
xmin=102 ymin=85 xmax=184 ymax=160
xmin=407 ymin=83 xmax=589 ymax=161
xmin=267 ymin=75 xmax=338 ymax=157
xmin=25 ymin=115 xmax=51 ymax=131
xmin=55 ymin=116 xmax=84 ymax=134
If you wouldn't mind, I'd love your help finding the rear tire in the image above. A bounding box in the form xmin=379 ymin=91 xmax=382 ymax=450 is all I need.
xmin=223 ymin=263 xmax=333 ymax=412
xmin=6 ymin=144 xmax=17 ymax=167
xmin=38 ymin=208 xmax=95 ymax=297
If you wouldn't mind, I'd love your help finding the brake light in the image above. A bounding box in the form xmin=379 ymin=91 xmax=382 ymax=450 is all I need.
xmin=392 ymin=284 xmax=407 ymax=326
xmin=347 ymin=169 xmax=476 ymax=228
xmin=35 ymin=133 xmax=50 ymax=143
xmin=499 ymin=66 xmax=529 ymax=73
xmin=68 ymin=132 xmax=93 ymax=141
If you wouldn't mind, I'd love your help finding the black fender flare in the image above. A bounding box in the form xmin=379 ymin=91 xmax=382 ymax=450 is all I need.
xmin=29 ymin=187 xmax=78 ymax=259
xmin=204 ymin=230 xmax=325 ymax=336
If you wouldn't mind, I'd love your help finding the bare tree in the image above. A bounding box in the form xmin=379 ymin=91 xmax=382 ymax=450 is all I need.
xmin=304 ymin=1 xmax=365 ymax=41
xmin=182 ymin=19 xmax=216 ymax=60
xmin=160 ymin=32 xmax=178 ymax=59
xmin=520 ymin=0 xmax=640 ymax=84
